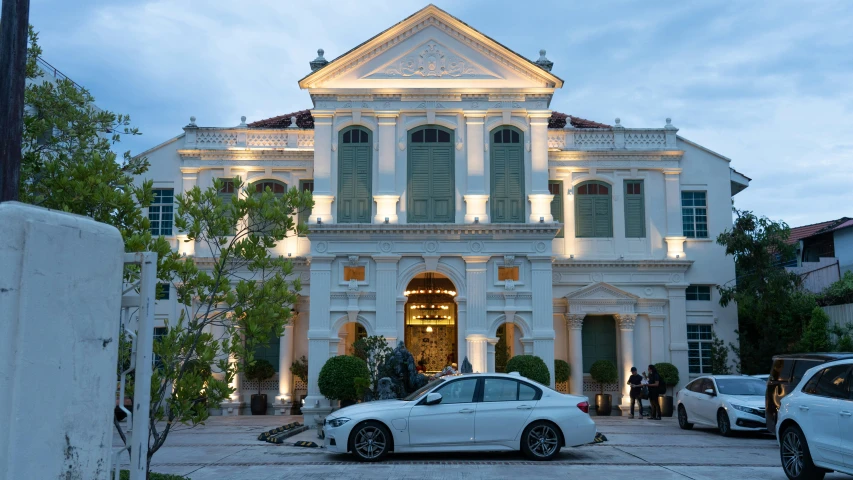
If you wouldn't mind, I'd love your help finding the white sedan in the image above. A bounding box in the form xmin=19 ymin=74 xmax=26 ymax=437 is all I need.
xmin=676 ymin=375 xmax=767 ymax=436
xmin=322 ymin=372 xmax=597 ymax=462
xmin=776 ymin=359 xmax=853 ymax=480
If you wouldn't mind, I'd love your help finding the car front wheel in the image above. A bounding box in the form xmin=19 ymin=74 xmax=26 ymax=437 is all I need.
xmin=349 ymin=421 xmax=391 ymax=462
xmin=717 ymin=409 xmax=734 ymax=437
xmin=780 ymin=424 xmax=825 ymax=480
xmin=520 ymin=421 xmax=562 ymax=461
xmin=677 ymin=405 xmax=694 ymax=430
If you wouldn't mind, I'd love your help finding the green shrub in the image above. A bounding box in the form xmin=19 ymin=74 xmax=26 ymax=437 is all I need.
xmin=505 ymin=355 xmax=550 ymax=385
xmin=120 ymin=471 xmax=189 ymax=480
xmin=654 ymin=362 xmax=680 ymax=394
xmin=589 ymin=360 xmax=617 ymax=394
xmin=245 ymin=359 xmax=276 ymax=394
xmin=318 ymin=355 xmax=370 ymax=401
xmin=290 ymin=355 xmax=308 ymax=383
xmin=554 ymin=359 xmax=571 ymax=384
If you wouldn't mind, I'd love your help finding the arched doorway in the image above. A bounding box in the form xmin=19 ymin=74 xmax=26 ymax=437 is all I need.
xmin=403 ymin=272 xmax=458 ymax=374
xmin=495 ymin=323 xmax=524 ymax=372
xmin=336 ymin=321 xmax=368 ymax=356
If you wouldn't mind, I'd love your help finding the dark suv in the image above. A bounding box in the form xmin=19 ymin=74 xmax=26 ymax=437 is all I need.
xmin=766 ymin=353 xmax=853 ymax=434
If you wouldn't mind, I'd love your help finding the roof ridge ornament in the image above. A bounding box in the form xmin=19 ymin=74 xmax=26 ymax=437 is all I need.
xmin=310 ymin=49 xmax=328 ymax=72
xmin=534 ymin=49 xmax=553 ymax=72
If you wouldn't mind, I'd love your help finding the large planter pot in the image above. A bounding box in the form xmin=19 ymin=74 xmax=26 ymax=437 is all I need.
xmin=250 ymin=394 xmax=268 ymax=415
xmin=340 ymin=399 xmax=357 ymax=409
xmin=595 ymin=394 xmax=613 ymax=416
xmin=659 ymin=395 xmax=674 ymax=417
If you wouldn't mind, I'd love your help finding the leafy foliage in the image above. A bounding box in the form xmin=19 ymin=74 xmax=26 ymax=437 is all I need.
xmin=798 ymin=307 xmax=833 ymax=353
xmin=318 ymin=356 xmax=370 ymax=401
xmin=245 ymin=359 xmax=276 ymax=395
xmin=817 ymin=271 xmax=853 ymax=307
xmin=377 ymin=342 xmax=429 ymax=398
xmin=654 ymin=363 xmax=680 ymax=395
xmin=589 ymin=360 xmax=617 ymax=394
xmin=716 ymin=209 xmax=811 ymax=374
xmin=554 ymin=359 xmax=571 ymax=384
xmin=290 ymin=355 xmax=308 ymax=383
xmin=505 ymin=355 xmax=550 ymax=386
xmin=351 ymin=335 xmax=393 ymax=399
xmin=495 ymin=325 xmax=509 ymax=372
xmin=710 ymin=333 xmax=731 ymax=375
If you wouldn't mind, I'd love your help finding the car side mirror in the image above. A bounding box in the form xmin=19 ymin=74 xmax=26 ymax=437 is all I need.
xmin=424 ymin=393 xmax=442 ymax=406
xmin=704 ymin=389 xmax=716 ymax=396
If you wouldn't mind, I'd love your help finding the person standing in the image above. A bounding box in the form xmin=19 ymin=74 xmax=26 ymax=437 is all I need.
xmin=627 ymin=367 xmax=644 ymax=419
xmin=646 ymin=364 xmax=662 ymax=420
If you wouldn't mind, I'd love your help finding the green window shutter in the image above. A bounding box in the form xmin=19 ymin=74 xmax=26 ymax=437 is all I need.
xmin=429 ymin=146 xmax=454 ymax=222
xmin=337 ymin=128 xmax=373 ymax=223
xmin=338 ymin=146 xmax=355 ymax=222
xmin=581 ymin=316 xmax=617 ymax=373
xmin=574 ymin=181 xmax=613 ymax=238
xmin=549 ymin=181 xmax=563 ymax=238
xmin=216 ymin=181 xmax=236 ymax=235
xmin=576 ymin=196 xmax=595 ymax=238
xmin=593 ymin=197 xmax=612 ymax=237
xmin=354 ymin=146 xmax=371 ymax=223
xmin=624 ymin=180 xmax=645 ymax=238
xmin=490 ymin=128 xmax=524 ymax=223
xmin=408 ymin=146 xmax=432 ymax=222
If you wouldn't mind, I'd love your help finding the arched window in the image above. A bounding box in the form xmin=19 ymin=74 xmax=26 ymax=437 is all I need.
xmin=408 ymin=125 xmax=454 ymax=223
xmin=490 ymin=126 xmax=524 ymax=223
xmin=250 ymin=179 xmax=287 ymax=233
xmin=574 ymin=180 xmax=612 ymax=238
xmin=338 ymin=126 xmax=372 ymax=223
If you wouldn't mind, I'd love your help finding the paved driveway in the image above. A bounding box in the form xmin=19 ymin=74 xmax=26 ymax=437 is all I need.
xmin=115 ymin=414 xmax=849 ymax=479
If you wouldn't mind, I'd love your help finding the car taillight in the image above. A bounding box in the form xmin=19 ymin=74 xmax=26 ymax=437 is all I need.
xmin=577 ymin=401 xmax=589 ymax=414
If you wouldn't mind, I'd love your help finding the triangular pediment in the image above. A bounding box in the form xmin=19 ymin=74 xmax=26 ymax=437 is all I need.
xmin=298 ymin=5 xmax=562 ymax=90
xmin=565 ymin=282 xmax=639 ymax=302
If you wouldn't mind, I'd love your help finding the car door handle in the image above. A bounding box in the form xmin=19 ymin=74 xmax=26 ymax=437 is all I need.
xmin=459 ymin=408 xmax=475 ymax=414
xmin=517 ymin=405 xmax=533 ymax=410
xmin=799 ymin=406 xmax=809 ymax=411
xmin=841 ymin=411 xmax=852 ymax=417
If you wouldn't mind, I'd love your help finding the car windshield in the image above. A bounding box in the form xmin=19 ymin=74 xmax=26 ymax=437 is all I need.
xmin=716 ymin=378 xmax=766 ymax=395
xmin=403 ymin=378 xmax=445 ymax=401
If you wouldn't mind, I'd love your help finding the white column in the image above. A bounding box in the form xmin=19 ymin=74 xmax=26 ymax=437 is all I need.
xmin=303 ymin=257 xmax=333 ymax=426
xmin=464 ymin=113 xmax=488 ymax=223
xmin=275 ymin=323 xmax=295 ymax=413
xmin=310 ymin=113 xmax=334 ymax=224
xmin=531 ymin=257 xmax=556 ymax=387
xmin=667 ymin=285 xmax=689 ymax=392
xmin=664 ymin=169 xmax=686 ymax=258
xmin=566 ymin=314 xmax=585 ymax=395
xmin=486 ymin=338 xmax=499 ymax=372
xmin=374 ymin=114 xmax=400 ymax=223
xmin=528 ymin=114 xmax=554 ymax=223
xmin=616 ymin=314 xmax=637 ymax=407
xmin=466 ymin=335 xmax=488 ymax=373
xmin=464 ymin=256 xmax=489 ymax=333
xmin=455 ymin=298 xmax=468 ymax=364
xmin=649 ymin=315 xmax=666 ymax=364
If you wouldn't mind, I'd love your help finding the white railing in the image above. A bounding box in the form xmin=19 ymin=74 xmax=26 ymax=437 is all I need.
xmin=112 ymin=252 xmax=158 ymax=480
xmin=548 ymin=121 xmax=678 ymax=151
xmin=184 ymin=127 xmax=315 ymax=150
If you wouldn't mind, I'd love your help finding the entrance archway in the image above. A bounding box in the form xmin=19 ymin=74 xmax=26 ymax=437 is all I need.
xmin=336 ymin=321 xmax=368 ymax=356
xmin=403 ymin=272 xmax=458 ymax=374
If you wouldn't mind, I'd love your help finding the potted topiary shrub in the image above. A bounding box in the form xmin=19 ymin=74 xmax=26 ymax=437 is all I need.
xmin=554 ymin=359 xmax=570 ymax=386
xmin=654 ymin=362 xmax=680 ymax=417
xmin=246 ymin=359 xmax=276 ymax=415
xmin=505 ymin=355 xmax=550 ymax=385
xmin=589 ymin=360 xmax=618 ymax=416
xmin=318 ymin=355 xmax=370 ymax=409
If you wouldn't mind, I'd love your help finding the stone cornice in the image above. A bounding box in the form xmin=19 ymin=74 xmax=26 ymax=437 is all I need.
xmin=179 ymin=149 xmax=314 ymax=161
xmin=553 ymin=259 xmax=693 ymax=270
xmin=307 ymin=223 xmax=561 ymax=238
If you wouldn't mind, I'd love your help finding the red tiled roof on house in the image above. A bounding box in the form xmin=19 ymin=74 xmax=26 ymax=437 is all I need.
xmin=247 ymin=109 xmax=314 ymax=129
xmin=248 ymin=110 xmax=608 ymax=130
xmin=787 ymin=217 xmax=852 ymax=244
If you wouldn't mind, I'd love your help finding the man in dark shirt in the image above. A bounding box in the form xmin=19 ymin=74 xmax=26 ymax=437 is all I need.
xmin=646 ymin=364 xmax=662 ymax=420
xmin=627 ymin=367 xmax=644 ymax=418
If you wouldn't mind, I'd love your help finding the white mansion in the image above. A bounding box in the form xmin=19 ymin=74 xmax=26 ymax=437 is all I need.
xmin=138 ymin=5 xmax=750 ymax=419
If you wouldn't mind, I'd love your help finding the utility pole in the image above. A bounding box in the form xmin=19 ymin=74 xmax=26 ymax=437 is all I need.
xmin=0 ymin=0 xmax=30 ymax=202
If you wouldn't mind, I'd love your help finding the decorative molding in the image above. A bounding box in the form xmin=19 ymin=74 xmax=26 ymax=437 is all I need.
xmin=308 ymin=223 xmax=560 ymax=237
xmin=553 ymin=259 xmax=693 ymax=270
xmin=366 ymin=40 xmax=498 ymax=79
xmin=565 ymin=313 xmax=585 ymax=329
xmin=616 ymin=313 xmax=637 ymax=329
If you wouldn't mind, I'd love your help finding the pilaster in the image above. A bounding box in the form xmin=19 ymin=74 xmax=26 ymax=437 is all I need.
xmin=274 ymin=323 xmax=295 ymax=414
xmin=303 ymin=256 xmax=334 ymax=427
xmin=616 ymin=314 xmax=637 ymax=407
xmin=463 ymin=256 xmax=489 ymax=333
xmin=565 ymin=314 xmax=585 ymax=395
xmin=667 ymin=285 xmax=689 ymax=392
xmin=664 ymin=169 xmax=685 ymax=258
xmin=310 ymin=113 xmax=334 ymax=224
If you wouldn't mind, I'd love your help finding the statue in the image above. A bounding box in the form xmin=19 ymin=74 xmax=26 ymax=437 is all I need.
xmin=377 ymin=341 xmax=428 ymax=398
xmin=461 ymin=356 xmax=473 ymax=374
xmin=377 ymin=378 xmax=396 ymax=400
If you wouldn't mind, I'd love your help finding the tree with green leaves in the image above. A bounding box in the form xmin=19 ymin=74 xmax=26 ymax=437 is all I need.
xmin=709 ymin=333 xmax=731 ymax=375
xmin=351 ymin=335 xmax=393 ymax=399
xmin=717 ymin=209 xmax=813 ymax=374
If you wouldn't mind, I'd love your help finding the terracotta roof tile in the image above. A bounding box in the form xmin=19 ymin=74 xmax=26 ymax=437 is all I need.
xmin=248 ymin=109 xmax=608 ymax=130
xmin=787 ymin=217 xmax=852 ymax=244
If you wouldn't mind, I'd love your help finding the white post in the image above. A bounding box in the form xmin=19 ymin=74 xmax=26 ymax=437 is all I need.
xmin=617 ymin=314 xmax=637 ymax=408
xmin=466 ymin=335 xmax=488 ymax=373
xmin=128 ymin=253 xmax=157 ymax=480
xmin=566 ymin=314 xmax=585 ymax=395
xmin=275 ymin=323 xmax=295 ymax=414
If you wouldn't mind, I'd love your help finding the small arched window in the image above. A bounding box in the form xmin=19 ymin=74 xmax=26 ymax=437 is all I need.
xmin=254 ymin=180 xmax=286 ymax=195
xmin=342 ymin=128 xmax=369 ymax=144
xmin=250 ymin=179 xmax=287 ymax=233
xmin=574 ymin=180 xmax=612 ymax=238
xmin=493 ymin=128 xmax=520 ymax=144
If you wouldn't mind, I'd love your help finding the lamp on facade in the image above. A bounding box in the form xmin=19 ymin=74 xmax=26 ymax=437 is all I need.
xmin=426 ymin=326 xmax=433 ymax=333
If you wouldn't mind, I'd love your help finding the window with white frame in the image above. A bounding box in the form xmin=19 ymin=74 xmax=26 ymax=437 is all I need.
xmin=686 ymin=285 xmax=711 ymax=301
xmin=682 ymin=191 xmax=708 ymax=238
xmin=687 ymin=324 xmax=713 ymax=374
xmin=149 ymin=189 xmax=174 ymax=236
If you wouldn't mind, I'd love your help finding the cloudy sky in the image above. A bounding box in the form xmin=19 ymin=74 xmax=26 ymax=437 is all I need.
xmin=28 ymin=0 xmax=853 ymax=227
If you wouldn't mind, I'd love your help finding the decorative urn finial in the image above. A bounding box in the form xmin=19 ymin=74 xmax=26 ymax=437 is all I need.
xmin=535 ymin=49 xmax=553 ymax=72
xmin=310 ymin=48 xmax=328 ymax=72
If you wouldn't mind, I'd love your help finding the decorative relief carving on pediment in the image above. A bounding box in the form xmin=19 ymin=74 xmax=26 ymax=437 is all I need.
xmin=365 ymin=40 xmax=500 ymax=80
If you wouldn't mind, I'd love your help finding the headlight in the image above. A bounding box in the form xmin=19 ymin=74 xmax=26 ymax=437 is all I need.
xmin=327 ymin=417 xmax=351 ymax=428
xmin=730 ymin=404 xmax=763 ymax=416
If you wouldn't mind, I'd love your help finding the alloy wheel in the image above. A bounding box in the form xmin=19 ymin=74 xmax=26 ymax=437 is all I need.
xmin=527 ymin=424 xmax=559 ymax=458
xmin=678 ymin=407 xmax=687 ymax=427
xmin=717 ymin=410 xmax=731 ymax=436
xmin=781 ymin=430 xmax=804 ymax=478
xmin=353 ymin=426 xmax=387 ymax=460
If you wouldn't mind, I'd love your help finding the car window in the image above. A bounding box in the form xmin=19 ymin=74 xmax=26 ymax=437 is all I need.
xmin=716 ymin=378 xmax=766 ymax=395
xmin=434 ymin=378 xmax=478 ymax=404
xmin=701 ymin=378 xmax=715 ymax=393
xmin=519 ymin=382 xmax=538 ymax=401
xmin=792 ymin=360 xmax=823 ymax=385
xmin=405 ymin=378 xmax=444 ymax=401
xmin=812 ymin=365 xmax=851 ymax=400
xmin=771 ymin=359 xmax=793 ymax=382
xmin=483 ymin=378 xmax=519 ymax=402
xmin=802 ymin=369 xmax=824 ymax=395
xmin=686 ymin=379 xmax=700 ymax=392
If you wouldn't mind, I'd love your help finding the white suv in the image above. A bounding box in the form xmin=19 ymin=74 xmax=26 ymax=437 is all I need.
xmin=776 ymin=358 xmax=853 ymax=480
